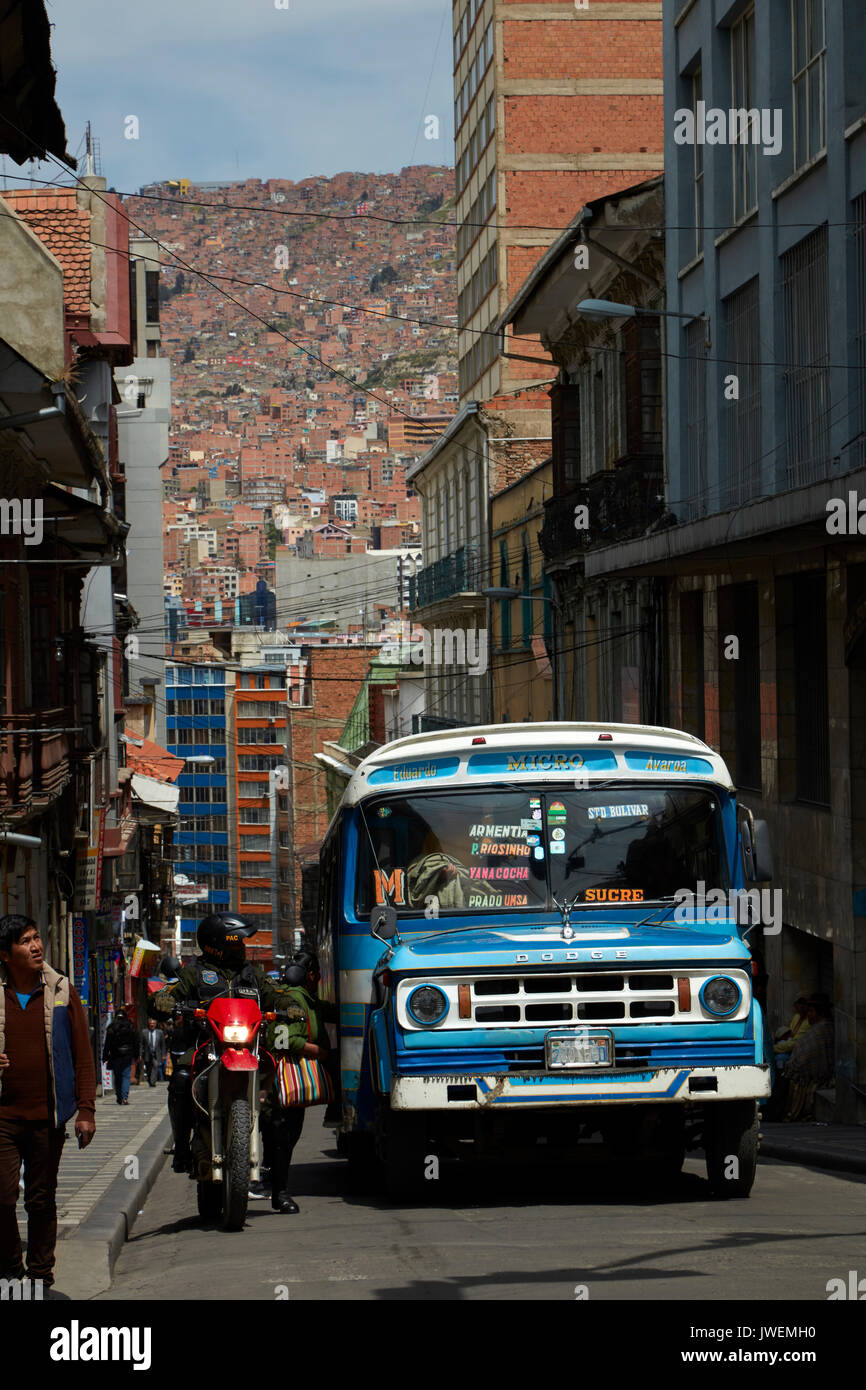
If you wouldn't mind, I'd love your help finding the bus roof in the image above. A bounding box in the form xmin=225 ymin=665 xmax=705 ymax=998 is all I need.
xmin=342 ymin=722 xmax=735 ymax=806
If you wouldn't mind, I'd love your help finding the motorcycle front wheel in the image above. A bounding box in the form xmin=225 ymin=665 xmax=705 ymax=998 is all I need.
xmin=222 ymin=1095 xmax=251 ymax=1230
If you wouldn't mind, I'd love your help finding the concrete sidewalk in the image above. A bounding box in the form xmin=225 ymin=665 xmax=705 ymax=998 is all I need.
xmin=16 ymin=1076 xmax=172 ymax=1299
xmin=759 ymin=1120 xmax=866 ymax=1175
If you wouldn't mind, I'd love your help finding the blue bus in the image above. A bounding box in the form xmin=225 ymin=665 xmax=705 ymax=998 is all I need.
xmin=316 ymin=722 xmax=773 ymax=1197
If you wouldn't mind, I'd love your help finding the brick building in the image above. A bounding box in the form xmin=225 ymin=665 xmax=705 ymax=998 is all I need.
xmin=453 ymin=0 xmax=663 ymax=405
xmin=284 ymin=647 xmax=375 ymax=917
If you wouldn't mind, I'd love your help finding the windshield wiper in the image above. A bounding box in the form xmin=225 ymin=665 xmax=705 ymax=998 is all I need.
xmin=634 ymin=897 xmax=679 ymax=928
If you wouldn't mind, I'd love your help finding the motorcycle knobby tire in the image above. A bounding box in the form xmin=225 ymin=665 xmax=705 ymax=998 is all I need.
xmin=222 ymin=1094 xmax=251 ymax=1230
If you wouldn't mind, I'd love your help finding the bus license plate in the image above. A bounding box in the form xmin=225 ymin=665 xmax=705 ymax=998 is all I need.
xmin=546 ymin=1030 xmax=613 ymax=1069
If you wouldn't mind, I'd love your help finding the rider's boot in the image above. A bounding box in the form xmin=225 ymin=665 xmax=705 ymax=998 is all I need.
xmin=168 ymin=1066 xmax=194 ymax=1172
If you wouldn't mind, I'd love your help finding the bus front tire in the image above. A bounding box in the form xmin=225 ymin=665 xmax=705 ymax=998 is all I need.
xmin=704 ymin=1100 xmax=759 ymax=1198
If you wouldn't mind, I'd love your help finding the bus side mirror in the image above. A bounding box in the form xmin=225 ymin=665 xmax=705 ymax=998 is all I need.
xmin=744 ymin=819 xmax=773 ymax=882
xmin=370 ymin=905 xmax=398 ymax=943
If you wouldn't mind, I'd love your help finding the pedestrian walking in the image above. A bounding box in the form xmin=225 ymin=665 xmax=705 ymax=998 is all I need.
xmin=102 ymin=1007 xmax=139 ymax=1104
xmin=0 ymin=914 xmax=96 ymax=1291
xmin=139 ymin=1018 xmax=166 ymax=1086
xmin=263 ymin=948 xmax=336 ymax=1214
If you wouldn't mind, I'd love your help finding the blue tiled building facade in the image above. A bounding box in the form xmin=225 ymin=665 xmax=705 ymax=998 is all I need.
xmin=166 ymin=664 xmax=231 ymax=937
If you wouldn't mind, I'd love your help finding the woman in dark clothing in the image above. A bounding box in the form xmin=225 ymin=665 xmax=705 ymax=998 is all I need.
xmin=102 ymin=1008 xmax=140 ymax=1105
xmin=265 ymin=949 xmax=335 ymax=1213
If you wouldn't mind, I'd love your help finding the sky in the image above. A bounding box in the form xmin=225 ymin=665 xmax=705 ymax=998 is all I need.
xmin=36 ymin=0 xmax=455 ymax=192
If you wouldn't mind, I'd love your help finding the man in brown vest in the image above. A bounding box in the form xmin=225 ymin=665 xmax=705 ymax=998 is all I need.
xmin=0 ymin=915 xmax=95 ymax=1291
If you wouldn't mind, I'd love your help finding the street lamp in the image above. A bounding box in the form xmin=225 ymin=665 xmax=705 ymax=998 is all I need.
xmin=482 ymin=587 xmax=562 ymax=720
xmin=576 ymin=299 xmax=711 ymax=348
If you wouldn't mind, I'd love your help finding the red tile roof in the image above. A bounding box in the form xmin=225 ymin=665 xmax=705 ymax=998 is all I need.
xmin=5 ymin=187 xmax=91 ymax=315
xmin=126 ymin=738 xmax=185 ymax=785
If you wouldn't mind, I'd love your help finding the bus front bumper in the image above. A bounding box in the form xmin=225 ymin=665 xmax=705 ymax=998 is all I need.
xmin=390 ymin=1065 xmax=771 ymax=1110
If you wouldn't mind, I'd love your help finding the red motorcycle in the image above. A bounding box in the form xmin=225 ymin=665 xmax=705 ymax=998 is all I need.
xmin=178 ymin=997 xmax=285 ymax=1229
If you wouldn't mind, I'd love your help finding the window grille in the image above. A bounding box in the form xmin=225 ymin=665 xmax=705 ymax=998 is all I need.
xmin=723 ymin=278 xmax=761 ymax=506
xmin=854 ymin=193 xmax=866 ymax=471
xmin=684 ymin=318 xmax=708 ymax=519
xmin=780 ymin=225 xmax=830 ymax=487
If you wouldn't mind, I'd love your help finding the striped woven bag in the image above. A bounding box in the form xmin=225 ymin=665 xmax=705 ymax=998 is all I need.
xmin=275 ymin=1012 xmax=334 ymax=1107
xmin=275 ymin=1054 xmax=334 ymax=1107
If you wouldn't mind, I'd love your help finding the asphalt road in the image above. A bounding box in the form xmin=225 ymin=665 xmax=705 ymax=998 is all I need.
xmin=96 ymin=1117 xmax=866 ymax=1302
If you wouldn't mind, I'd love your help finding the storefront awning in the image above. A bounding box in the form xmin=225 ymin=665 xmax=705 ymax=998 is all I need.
xmin=131 ymin=773 xmax=180 ymax=816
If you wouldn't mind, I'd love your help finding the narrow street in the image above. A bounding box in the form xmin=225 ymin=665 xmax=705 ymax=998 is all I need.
xmin=99 ymin=1124 xmax=866 ymax=1302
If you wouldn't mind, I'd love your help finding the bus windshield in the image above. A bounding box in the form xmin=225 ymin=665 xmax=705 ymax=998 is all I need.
xmin=356 ymin=785 xmax=728 ymax=916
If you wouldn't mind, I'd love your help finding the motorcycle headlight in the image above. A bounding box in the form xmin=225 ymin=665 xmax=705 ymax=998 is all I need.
xmin=223 ymin=1024 xmax=251 ymax=1043
xmin=700 ymin=976 xmax=742 ymax=1017
xmin=406 ymin=984 xmax=449 ymax=1027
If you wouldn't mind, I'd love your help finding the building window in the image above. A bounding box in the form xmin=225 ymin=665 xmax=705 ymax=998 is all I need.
xmin=692 ymin=67 xmax=704 ymax=259
xmin=854 ymin=193 xmax=866 ymax=471
xmin=793 ymin=573 xmax=829 ymax=804
xmin=723 ymin=278 xmax=762 ymax=506
xmin=240 ymin=835 xmax=270 ymax=852
xmin=29 ymin=575 xmax=58 ymax=708
xmin=679 ymin=590 xmax=705 ymax=740
xmin=521 ymin=542 xmax=532 ymax=648
xmin=145 ymin=269 xmax=160 ymax=326
xmin=497 ymin=540 xmax=511 ymax=650
xmin=592 ymin=365 xmax=606 ymax=471
xmin=684 ymin=318 xmax=708 ymax=520
xmin=542 ymin=571 xmax=553 ymax=646
xmin=622 ymin=317 xmax=662 ymax=454
xmin=732 ymin=583 xmax=761 ymax=793
xmin=792 ymin=0 xmax=826 ymax=169
xmin=240 ymin=807 xmax=269 ymax=824
xmin=240 ymin=889 xmax=272 ymax=904
xmin=731 ymin=7 xmax=757 ymax=220
xmin=780 ymin=225 xmax=830 ymax=487
xmin=238 ymin=753 xmax=282 ymax=771
xmin=239 ymin=781 xmax=270 ymax=798
xmin=550 ymin=383 xmax=581 ymax=491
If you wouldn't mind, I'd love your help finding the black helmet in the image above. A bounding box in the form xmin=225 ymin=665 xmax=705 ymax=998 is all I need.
xmin=197 ymin=913 xmax=257 ymax=964
xmin=281 ymin=947 xmax=320 ymax=988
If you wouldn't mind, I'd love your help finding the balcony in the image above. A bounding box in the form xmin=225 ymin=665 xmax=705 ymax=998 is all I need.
xmin=540 ymin=457 xmax=664 ymax=567
xmin=0 ymin=709 xmax=72 ymax=814
xmin=539 ymin=485 xmax=590 ymax=566
xmin=409 ymin=545 xmax=481 ymax=611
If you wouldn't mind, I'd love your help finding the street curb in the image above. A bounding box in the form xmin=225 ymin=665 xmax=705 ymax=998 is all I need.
xmin=74 ymin=1112 xmax=173 ymax=1275
xmin=759 ymin=1139 xmax=866 ymax=1176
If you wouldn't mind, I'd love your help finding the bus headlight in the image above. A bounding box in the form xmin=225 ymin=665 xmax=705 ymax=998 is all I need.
xmin=700 ymin=976 xmax=742 ymax=1017
xmin=406 ymin=985 xmax=449 ymax=1026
